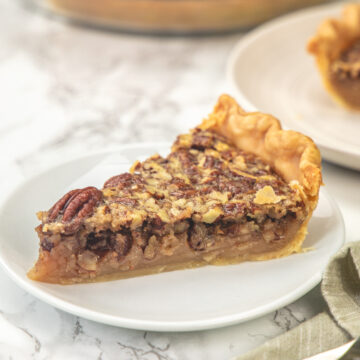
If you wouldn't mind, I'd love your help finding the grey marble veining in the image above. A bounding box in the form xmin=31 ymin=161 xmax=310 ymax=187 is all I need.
xmin=0 ymin=259 xmax=324 ymax=359
xmin=0 ymin=1 xmax=358 ymax=359
xmin=1 ymin=1 xmax=233 ymax=179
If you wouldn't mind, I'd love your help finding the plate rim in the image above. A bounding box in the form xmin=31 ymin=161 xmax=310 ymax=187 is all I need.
xmin=0 ymin=143 xmax=345 ymax=331
xmin=226 ymin=1 xmax=360 ymax=160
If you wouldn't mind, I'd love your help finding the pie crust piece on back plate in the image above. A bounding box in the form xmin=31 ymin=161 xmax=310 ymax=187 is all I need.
xmin=308 ymin=3 xmax=360 ymax=110
xmin=28 ymin=95 xmax=322 ymax=284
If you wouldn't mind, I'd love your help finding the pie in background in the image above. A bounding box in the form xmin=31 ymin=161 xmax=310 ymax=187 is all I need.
xmin=308 ymin=4 xmax=360 ymax=110
xmin=44 ymin=0 xmax=331 ymax=33
xmin=28 ymin=95 xmax=322 ymax=284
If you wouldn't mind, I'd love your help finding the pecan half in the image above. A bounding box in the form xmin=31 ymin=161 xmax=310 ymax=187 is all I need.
xmin=62 ymin=187 xmax=102 ymax=222
xmin=191 ymin=133 xmax=214 ymax=150
xmin=103 ymin=173 xmax=142 ymax=189
xmin=48 ymin=189 xmax=81 ymax=222
xmin=47 ymin=187 xmax=102 ymax=233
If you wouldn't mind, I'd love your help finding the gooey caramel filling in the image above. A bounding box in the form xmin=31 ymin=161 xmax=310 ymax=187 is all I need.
xmin=29 ymin=128 xmax=308 ymax=284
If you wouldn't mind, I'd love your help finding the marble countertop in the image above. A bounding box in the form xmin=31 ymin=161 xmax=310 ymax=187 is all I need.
xmin=1 ymin=1 xmax=359 ymax=359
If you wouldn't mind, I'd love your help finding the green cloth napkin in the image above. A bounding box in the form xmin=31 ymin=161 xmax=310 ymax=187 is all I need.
xmin=235 ymin=242 xmax=360 ymax=360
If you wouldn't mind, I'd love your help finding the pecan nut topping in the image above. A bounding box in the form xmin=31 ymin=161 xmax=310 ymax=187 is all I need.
xmin=27 ymin=95 xmax=321 ymax=285
xmin=47 ymin=189 xmax=81 ymax=222
xmin=103 ymin=173 xmax=142 ymax=189
xmin=47 ymin=187 xmax=102 ymax=233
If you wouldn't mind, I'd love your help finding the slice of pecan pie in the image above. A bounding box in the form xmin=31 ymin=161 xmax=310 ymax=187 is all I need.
xmin=28 ymin=95 xmax=322 ymax=284
xmin=308 ymin=4 xmax=360 ymax=110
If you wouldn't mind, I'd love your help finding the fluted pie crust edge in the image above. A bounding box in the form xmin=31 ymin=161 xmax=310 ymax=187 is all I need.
xmin=200 ymin=95 xmax=322 ymax=260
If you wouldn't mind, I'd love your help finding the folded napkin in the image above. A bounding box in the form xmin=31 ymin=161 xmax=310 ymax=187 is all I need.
xmin=236 ymin=242 xmax=360 ymax=360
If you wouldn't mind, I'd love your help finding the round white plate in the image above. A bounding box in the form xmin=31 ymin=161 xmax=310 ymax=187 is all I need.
xmin=0 ymin=144 xmax=344 ymax=331
xmin=227 ymin=2 xmax=360 ymax=171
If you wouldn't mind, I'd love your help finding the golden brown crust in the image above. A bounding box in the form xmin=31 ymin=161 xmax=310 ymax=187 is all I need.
xmin=201 ymin=95 xmax=322 ymax=201
xmin=28 ymin=95 xmax=322 ymax=283
xmin=307 ymin=4 xmax=360 ymax=110
xmin=308 ymin=4 xmax=360 ymax=61
xmin=200 ymin=94 xmax=322 ymax=257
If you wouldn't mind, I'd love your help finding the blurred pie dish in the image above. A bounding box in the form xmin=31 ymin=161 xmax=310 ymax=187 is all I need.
xmin=308 ymin=4 xmax=360 ymax=110
xmin=35 ymin=0 xmax=332 ymax=33
xmin=28 ymin=95 xmax=322 ymax=284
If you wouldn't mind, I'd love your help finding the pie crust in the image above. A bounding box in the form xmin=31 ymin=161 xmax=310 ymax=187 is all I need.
xmin=199 ymin=95 xmax=322 ymax=258
xmin=28 ymin=95 xmax=322 ymax=284
xmin=307 ymin=4 xmax=360 ymax=110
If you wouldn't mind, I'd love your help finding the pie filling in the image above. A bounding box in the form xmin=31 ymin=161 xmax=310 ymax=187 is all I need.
xmin=330 ymin=40 xmax=360 ymax=109
xmin=29 ymin=128 xmax=308 ymax=284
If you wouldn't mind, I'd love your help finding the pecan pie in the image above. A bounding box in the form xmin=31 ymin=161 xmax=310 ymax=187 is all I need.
xmin=308 ymin=4 xmax=360 ymax=110
xmin=28 ymin=95 xmax=322 ymax=284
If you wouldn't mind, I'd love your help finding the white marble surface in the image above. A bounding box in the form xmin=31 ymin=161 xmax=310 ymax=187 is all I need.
xmin=0 ymin=1 xmax=359 ymax=359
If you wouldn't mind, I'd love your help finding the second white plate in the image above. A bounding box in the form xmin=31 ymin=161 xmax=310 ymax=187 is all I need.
xmin=0 ymin=144 xmax=344 ymax=331
xmin=227 ymin=2 xmax=360 ymax=171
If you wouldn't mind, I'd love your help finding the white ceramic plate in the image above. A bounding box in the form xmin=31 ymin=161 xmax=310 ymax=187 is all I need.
xmin=227 ymin=2 xmax=360 ymax=171
xmin=0 ymin=144 xmax=344 ymax=331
